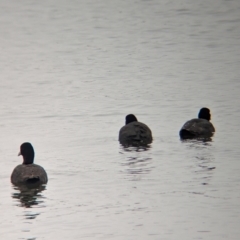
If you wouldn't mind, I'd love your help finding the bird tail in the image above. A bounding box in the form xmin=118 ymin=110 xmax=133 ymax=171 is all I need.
xmin=25 ymin=177 xmax=40 ymax=184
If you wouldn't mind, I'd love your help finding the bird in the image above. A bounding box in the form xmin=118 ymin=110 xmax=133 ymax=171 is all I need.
xmin=11 ymin=142 xmax=48 ymax=186
xmin=179 ymin=108 xmax=215 ymax=139
xmin=119 ymin=114 xmax=153 ymax=146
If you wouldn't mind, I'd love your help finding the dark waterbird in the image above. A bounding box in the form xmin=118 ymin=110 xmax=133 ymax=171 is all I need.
xmin=11 ymin=142 xmax=48 ymax=186
xmin=179 ymin=108 xmax=215 ymax=139
xmin=119 ymin=114 xmax=153 ymax=146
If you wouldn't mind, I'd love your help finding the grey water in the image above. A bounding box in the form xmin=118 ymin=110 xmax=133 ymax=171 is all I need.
xmin=0 ymin=0 xmax=240 ymax=239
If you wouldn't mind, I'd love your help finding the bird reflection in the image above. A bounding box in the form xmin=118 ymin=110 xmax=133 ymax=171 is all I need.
xmin=181 ymin=137 xmax=214 ymax=150
xmin=119 ymin=145 xmax=153 ymax=178
xmin=11 ymin=184 xmax=46 ymax=210
xmin=180 ymin=137 xmax=213 ymax=145
xmin=194 ymin=155 xmax=216 ymax=186
xmin=182 ymin=138 xmax=216 ymax=187
xmin=124 ymin=157 xmax=152 ymax=176
xmin=120 ymin=144 xmax=152 ymax=153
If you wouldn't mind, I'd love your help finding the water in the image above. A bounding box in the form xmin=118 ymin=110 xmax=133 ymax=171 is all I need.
xmin=0 ymin=0 xmax=240 ymax=239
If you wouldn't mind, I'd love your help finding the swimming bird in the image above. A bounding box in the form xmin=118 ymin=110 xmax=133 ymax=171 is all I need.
xmin=119 ymin=114 xmax=153 ymax=146
xmin=179 ymin=108 xmax=215 ymax=139
xmin=11 ymin=142 xmax=48 ymax=186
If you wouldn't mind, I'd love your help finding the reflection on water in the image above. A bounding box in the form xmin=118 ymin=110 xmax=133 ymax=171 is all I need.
xmin=10 ymin=184 xmax=44 ymax=240
xmin=119 ymin=145 xmax=153 ymax=178
xmin=12 ymin=185 xmax=46 ymax=210
xmin=180 ymin=137 xmax=213 ymax=145
xmin=119 ymin=141 xmax=153 ymax=149
xmin=195 ymin=155 xmax=216 ymax=187
xmin=120 ymin=144 xmax=152 ymax=153
xmin=181 ymin=137 xmax=214 ymax=151
xmin=182 ymin=138 xmax=216 ymax=188
xmin=123 ymin=156 xmax=152 ymax=176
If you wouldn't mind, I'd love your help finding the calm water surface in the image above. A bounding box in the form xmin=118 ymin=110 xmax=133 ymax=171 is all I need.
xmin=0 ymin=0 xmax=240 ymax=239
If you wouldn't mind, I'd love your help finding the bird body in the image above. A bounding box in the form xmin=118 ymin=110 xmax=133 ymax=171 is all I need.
xmin=11 ymin=164 xmax=48 ymax=185
xmin=179 ymin=108 xmax=215 ymax=139
xmin=180 ymin=118 xmax=215 ymax=139
xmin=119 ymin=114 xmax=152 ymax=145
xmin=11 ymin=142 xmax=48 ymax=186
xmin=119 ymin=121 xmax=152 ymax=145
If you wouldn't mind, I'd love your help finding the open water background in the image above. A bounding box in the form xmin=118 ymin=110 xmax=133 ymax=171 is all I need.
xmin=0 ymin=0 xmax=240 ymax=239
